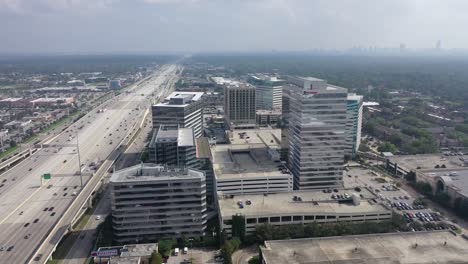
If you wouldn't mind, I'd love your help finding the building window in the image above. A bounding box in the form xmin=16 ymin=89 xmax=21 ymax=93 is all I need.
xmin=270 ymin=217 xmax=280 ymax=223
xmin=247 ymin=218 xmax=257 ymax=224
xmin=258 ymin=217 xmax=268 ymax=223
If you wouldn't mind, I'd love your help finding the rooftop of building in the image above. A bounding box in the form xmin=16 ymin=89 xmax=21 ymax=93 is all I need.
xmin=256 ymin=109 xmax=282 ymax=115
xmin=31 ymin=97 xmax=74 ymax=103
xmin=261 ymin=231 xmax=468 ymax=264
xmin=196 ymin=137 xmax=212 ymax=159
xmin=0 ymin=97 xmax=24 ymax=102
xmin=211 ymin=77 xmax=242 ymax=86
xmin=154 ymin=91 xmax=204 ymax=108
xmin=151 ymin=127 xmax=195 ymax=147
xmin=347 ymin=93 xmax=364 ymax=101
xmin=212 ymin=129 xmax=284 ymax=181
xmin=296 ymin=76 xmax=326 ymax=82
xmin=110 ymin=164 xmax=204 ymax=183
xmin=219 ymin=189 xmax=387 ymax=218
xmin=120 ymin=243 xmax=157 ymax=258
xmin=390 ymin=154 xmax=467 ymax=171
xmin=419 ymin=167 xmax=468 ymax=198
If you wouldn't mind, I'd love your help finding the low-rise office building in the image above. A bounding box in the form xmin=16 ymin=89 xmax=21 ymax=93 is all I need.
xmin=92 ymin=243 xmax=157 ymax=264
xmin=212 ymin=128 xmax=293 ymax=195
xmin=218 ymin=189 xmax=391 ymax=237
xmin=148 ymin=126 xmax=197 ymax=168
xmin=110 ymin=164 xmax=208 ymax=243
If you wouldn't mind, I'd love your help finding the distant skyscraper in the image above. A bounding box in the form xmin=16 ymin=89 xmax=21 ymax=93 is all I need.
xmin=286 ymin=76 xmax=348 ymax=190
xmin=436 ymin=40 xmax=442 ymax=51
xmin=224 ymin=84 xmax=256 ymax=128
xmin=345 ymin=94 xmax=363 ymax=157
xmin=152 ymin=92 xmax=204 ymax=138
xmin=399 ymin=43 xmax=406 ymax=53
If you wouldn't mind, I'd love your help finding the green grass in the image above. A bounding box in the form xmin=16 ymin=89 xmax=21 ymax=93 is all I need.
xmin=48 ymin=232 xmax=80 ymax=263
xmin=0 ymin=146 xmax=19 ymax=160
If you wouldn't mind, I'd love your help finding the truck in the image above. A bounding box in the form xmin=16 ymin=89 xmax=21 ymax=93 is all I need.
xmin=183 ymin=247 xmax=188 ymax=254
xmin=174 ymin=248 xmax=179 ymax=256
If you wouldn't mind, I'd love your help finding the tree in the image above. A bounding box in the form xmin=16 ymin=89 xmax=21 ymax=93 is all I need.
xmin=9 ymin=140 xmax=17 ymax=147
xmin=158 ymin=239 xmax=176 ymax=257
xmin=441 ymin=164 xmax=447 ymax=168
xmin=248 ymin=256 xmax=260 ymax=264
xmin=377 ymin=142 xmax=397 ymax=153
xmin=231 ymin=214 xmax=246 ymax=241
xmin=405 ymin=171 xmax=416 ymax=182
xmin=151 ymin=251 xmax=163 ymax=264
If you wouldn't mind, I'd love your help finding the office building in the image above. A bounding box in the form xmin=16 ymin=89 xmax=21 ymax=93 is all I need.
xmin=148 ymin=126 xmax=197 ymax=168
xmin=248 ymin=74 xmax=284 ymax=111
xmin=110 ymin=164 xmax=207 ymax=243
xmin=260 ymin=231 xmax=468 ymax=264
xmin=286 ymin=77 xmax=348 ymax=190
xmin=256 ymin=110 xmax=281 ymax=127
xmin=345 ymin=93 xmax=363 ymax=157
xmin=152 ymin=92 xmax=204 ymax=138
xmin=224 ymin=84 xmax=256 ymax=129
xmin=212 ymin=129 xmax=293 ymax=195
xmin=219 ymin=189 xmax=391 ymax=237
xmin=196 ymin=137 xmax=216 ymax=205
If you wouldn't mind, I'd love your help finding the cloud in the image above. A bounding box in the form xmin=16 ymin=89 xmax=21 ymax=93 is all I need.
xmin=0 ymin=0 xmax=118 ymax=14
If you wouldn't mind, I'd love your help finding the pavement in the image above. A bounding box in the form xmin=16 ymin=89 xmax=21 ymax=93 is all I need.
xmin=231 ymin=246 xmax=257 ymax=264
xmin=0 ymin=64 xmax=181 ymax=264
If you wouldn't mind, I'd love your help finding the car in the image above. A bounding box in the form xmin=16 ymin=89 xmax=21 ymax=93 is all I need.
xmin=24 ymin=223 xmax=29 ymax=227
xmin=28 ymin=168 xmax=32 ymax=171
xmin=63 ymin=193 xmax=67 ymax=197
xmin=0 ymin=246 xmax=4 ymax=251
xmin=72 ymin=191 xmax=77 ymax=196
xmin=24 ymin=234 xmax=31 ymax=239
xmin=6 ymin=246 xmax=14 ymax=252
xmin=34 ymin=254 xmax=43 ymax=261
xmin=64 ymin=187 xmax=68 ymax=191
xmin=63 ymin=160 xmax=67 ymax=163
xmin=33 ymin=218 xmax=39 ymax=223
xmin=2 ymin=179 xmax=6 ymax=183
xmin=43 ymin=208 xmax=48 ymax=212
xmin=96 ymin=216 xmax=101 ymax=220
xmin=53 ymin=192 xmax=58 ymax=196
xmin=50 ymin=212 xmax=56 ymax=216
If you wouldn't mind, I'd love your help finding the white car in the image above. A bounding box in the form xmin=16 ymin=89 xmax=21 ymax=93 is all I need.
xmin=95 ymin=216 xmax=101 ymax=220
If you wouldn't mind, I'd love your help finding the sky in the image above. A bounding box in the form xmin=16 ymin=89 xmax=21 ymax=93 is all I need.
xmin=1 ymin=0 xmax=468 ymax=54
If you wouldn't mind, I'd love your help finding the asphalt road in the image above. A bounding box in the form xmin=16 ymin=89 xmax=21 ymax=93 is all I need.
xmin=0 ymin=64 xmax=180 ymax=264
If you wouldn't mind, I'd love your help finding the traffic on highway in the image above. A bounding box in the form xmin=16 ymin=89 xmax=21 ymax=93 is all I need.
xmin=0 ymin=64 xmax=180 ymax=264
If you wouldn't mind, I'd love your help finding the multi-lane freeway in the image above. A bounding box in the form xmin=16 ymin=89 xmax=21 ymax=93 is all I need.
xmin=0 ymin=64 xmax=180 ymax=264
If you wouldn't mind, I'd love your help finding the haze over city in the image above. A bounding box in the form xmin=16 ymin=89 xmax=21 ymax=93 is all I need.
xmin=1 ymin=0 xmax=468 ymax=54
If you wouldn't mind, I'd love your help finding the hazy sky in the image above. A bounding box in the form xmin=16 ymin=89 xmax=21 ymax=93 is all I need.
xmin=1 ymin=0 xmax=467 ymax=54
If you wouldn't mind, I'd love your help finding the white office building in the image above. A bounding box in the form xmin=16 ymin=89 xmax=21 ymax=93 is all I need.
xmin=286 ymin=76 xmax=348 ymax=190
xmin=152 ymin=92 xmax=204 ymax=138
xmin=110 ymin=164 xmax=207 ymax=243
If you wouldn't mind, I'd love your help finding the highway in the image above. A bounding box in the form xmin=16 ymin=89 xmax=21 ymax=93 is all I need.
xmin=0 ymin=64 xmax=180 ymax=264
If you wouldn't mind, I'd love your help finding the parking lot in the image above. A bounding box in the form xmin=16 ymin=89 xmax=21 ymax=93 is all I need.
xmin=344 ymin=165 xmax=459 ymax=231
xmin=166 ymin=248 xmax=221 ymax=264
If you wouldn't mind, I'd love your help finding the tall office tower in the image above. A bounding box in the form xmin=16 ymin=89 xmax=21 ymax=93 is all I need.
xmin=286 ymin=76 xmax=348 ymax=190
xmin=224 ymin=84 xmax=256 ymax=129
xmin=110 ymin=164 xmax=207 ymax=243
xmin=152 ymin=92 xmax=204 ymax=138
xmin=148 ymin=126 xmax=197 ymax=168
xmin=345 ymin=93 xmax=363 ymax=157
xmin=248 ymin=74 xmax=284 ymax=110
